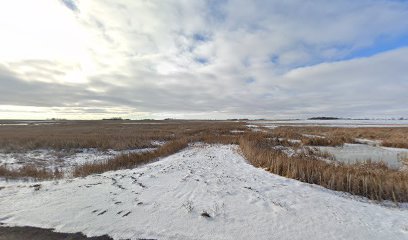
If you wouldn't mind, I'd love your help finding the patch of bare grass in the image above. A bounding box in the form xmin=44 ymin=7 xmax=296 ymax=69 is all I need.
xmin=0 ymin=165 xmax=62 ymax=180
xmin=382 ymin=141 xmax=408 ymax=149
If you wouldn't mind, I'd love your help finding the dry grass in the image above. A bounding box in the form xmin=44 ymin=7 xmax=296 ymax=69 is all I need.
xmin=0 ymin=120 xmax=247 ymax=179
xmin=270 ymin=126 xmax=408 ymax=148
xmin=300 ymin=137 xmax=345 ymax=146
xmin=382 ymin=141 xmax=408 ymax=149
xmin=0 ymin=120 xmax=247 ymax=151
xmin=0 ymin=165 xmax=62 ymax=180
xmin=73 ymin=138 xmax=190 ymax=177
xmin=239 ymin=132 xmax=408 ymax=202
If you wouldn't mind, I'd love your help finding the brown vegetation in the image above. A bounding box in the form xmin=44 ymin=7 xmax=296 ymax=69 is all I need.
xmin=300 ymin=136 xmax=346 ymax=147
xmin=0 ymin=120 xmax=247 ymax=151
xmin=0 ymin=120 xmax=247 ymax=179
xmin=0 ymin=165 xmax=62 ymax=180
xmin=270 ymin=126 xmax=408 ymax=148
xmin=239 ymin=132 xmax=408 ymax=202
xmin=73 ymin=138 xmax=190 ymax=177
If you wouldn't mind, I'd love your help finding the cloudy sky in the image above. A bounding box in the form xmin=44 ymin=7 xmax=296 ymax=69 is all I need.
xmin=0 ymin=0 xmax=407 ymax=119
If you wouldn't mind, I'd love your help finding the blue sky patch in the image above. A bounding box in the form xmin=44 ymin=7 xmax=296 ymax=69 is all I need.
xmin=193 ymin=33 xmax=211 ymax=42
xmin=194 ymin=57 xmax=209 ymax=64
xmin=344 ymin=35 xmax=408 ymax=60
xmin=61 ymin=0 xmax=78 ymax=12
xmin=245 ymin=77 xmax=256 ymax=84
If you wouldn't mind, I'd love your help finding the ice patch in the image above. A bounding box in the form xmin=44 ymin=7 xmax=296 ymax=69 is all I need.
xmin=317 ymin=144 xmax=408 ymax=169
xmin=251 ymin=119 xmax=408 ymax=128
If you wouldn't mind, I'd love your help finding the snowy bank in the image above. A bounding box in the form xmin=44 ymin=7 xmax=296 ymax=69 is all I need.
xmin=0 ymin=144 xmax=407 ymax=239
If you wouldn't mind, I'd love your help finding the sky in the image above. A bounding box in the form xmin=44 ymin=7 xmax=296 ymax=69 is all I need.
xmin=0 ymin=0 xmax=407 ymax=120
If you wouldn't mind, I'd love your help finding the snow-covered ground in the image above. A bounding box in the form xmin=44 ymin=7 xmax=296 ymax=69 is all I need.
xmin=0 ymin=120 xmax=60 ymax=126
xmin=302 ymin=133 xmax=326 ymax=138
xmin=1 ymin=144 xmax=407 ymax=239
xmin=246 ymin=124 xmax=266 ymax=132
xmin=354 ymin=138 xmax=382 ymax=146
xmin=0 ymin=148 xmax=155 ymax=174
xmin=251 ymin=119 xmax=408 ymax=128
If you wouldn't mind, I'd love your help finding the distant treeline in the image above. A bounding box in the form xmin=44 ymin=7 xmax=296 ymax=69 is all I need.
xmin=308 ymin=117 xmax=407 ymax=120
xmin=102 ymin=117 xmax=130 ymax=121
xmin=308 ymin=117 xmax=344 ymax=120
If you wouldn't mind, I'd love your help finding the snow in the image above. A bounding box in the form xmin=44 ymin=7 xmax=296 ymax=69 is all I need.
xmin=288 ymin=139 xmax=301 ymax=144
xmin=246 ymin=124 xmax=267 ymax=132
xmin=354 ymin=138 xmax=382 ymax=146
xmin=274 ymin=137 xmax=302 ymax=144
xmin=0 ymin=123 xmax=29 ymax=126
xmin=263 ymin=125 xmax=278 ymax=129
xmin=0 ymin=148 xmax=155 ymax=174
xmin=316 ymin=144 xmax=408 ymax=169
xmin=151 ymin=140 xmax=166 ymax=146
xmin=1 ymin=144 xmax=407 ymax=239
xmin=230 ymin=130 xmax=245 ymax=133
xmin=0 ymin=121 xmax=60 ymax=126
xmin=272 ymin=145 xmax=297 ymax=157
xmin=252 ymin=119 xmax=408 ymax=128
xmin=302 ymin=134 xmax=325 ymax=138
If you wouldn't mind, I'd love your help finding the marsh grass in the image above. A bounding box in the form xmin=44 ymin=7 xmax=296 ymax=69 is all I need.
xmin=300 ymin=136 xmax=349 ymax=147
xmin=0 ymin=120 xmax=246 ymax=179
xmin=0 ymin=165 xmax=62 ymax=180
xmin=1 ymin=121 xmax=408 ymax=202
xmin=271 ymin=126 xmax=408 ymax=148
xmin=0 ymin=120 xmax=247 ymax=151
xmin=239 ymin=133 xmax=408 ymax=202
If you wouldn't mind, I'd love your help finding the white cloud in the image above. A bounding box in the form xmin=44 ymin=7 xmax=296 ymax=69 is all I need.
xmin=0 ymin=0 xmax=407 ymax=119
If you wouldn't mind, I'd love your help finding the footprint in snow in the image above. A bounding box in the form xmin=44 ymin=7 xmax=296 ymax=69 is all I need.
xmin=122 ymin=211 xmax=131 ymax=217
xmin=97 ymin=210 xmax=107 ymax=216
xmin=115 ymin=184 xmax=126 ymax=190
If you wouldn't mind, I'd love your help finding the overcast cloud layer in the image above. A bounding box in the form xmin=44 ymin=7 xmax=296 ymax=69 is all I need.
xmin=0 ymin=0 xmax=407 ymax=119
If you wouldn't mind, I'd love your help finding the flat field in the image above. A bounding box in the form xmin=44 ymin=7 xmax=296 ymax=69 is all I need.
xmin=0 ymin=120 xmax=407 ymax=239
